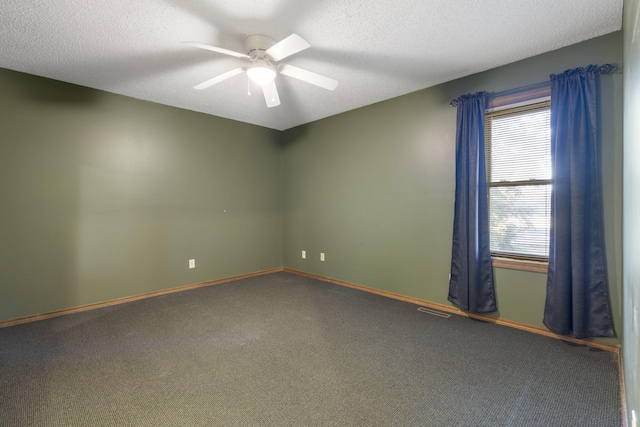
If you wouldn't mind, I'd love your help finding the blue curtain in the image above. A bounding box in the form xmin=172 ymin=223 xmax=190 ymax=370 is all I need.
xmin=448 ymin=92 xmax=496 ymax=313
xmin=543 ymin=66 xmax=615 ymax=338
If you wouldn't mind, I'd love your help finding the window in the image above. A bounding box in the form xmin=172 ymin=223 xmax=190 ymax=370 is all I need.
xmin=485 ymin=100 xmax=551 ymax=264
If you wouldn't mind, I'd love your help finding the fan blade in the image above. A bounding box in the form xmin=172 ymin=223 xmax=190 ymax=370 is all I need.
xmin=193 ymin=68 xmax=244 ymax=90
xmin=183 ymin=41 xmax=250 ymax=59
xmin=265 ymin=34 xmax=310 ymax=61
xmin=262 ymin=80 xmax=281 ymax=108
xmin=280 ymin=64 xmax=338 ymax=91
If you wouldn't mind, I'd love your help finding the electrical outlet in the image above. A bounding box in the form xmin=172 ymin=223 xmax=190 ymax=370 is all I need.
xmin=320 ymin=252 xmax=325 ymax=262
xmin=302 ymin=250 xmax=306 ymax=259
xmin=189 ymin=259 xmax=195 ymax=269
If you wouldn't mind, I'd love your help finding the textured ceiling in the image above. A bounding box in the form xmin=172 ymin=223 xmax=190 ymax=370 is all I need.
xmin=0 ymin=0 xmax=623 ymax=130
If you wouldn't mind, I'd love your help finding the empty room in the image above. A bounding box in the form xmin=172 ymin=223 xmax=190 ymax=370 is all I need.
xmin=1 ymin=1 xmax=639 ymax=426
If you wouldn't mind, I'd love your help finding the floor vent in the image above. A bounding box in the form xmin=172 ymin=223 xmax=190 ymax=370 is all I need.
xmin=417 ymin=307 xmax=452 ymax=318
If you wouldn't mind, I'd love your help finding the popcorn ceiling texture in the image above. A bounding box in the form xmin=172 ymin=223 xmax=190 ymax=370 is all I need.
xmin=0 ymin=0 xmax=622 ymax=130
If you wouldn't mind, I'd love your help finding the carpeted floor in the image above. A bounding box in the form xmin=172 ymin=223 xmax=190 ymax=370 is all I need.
xmin=0 ymin=272 xmax=622 ymax=426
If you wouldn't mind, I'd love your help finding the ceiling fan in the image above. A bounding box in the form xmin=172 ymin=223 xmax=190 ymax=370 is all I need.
xmin=183 ymin=34 xmax=338 ymax=108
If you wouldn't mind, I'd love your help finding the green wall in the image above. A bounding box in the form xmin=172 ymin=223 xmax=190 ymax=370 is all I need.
xmin=623 ymin=0 xmax=640 ymax=422
xmin=282 ymin=32 xmax=623 ymax=346
xmin=0 ymin=69 xmax=282 ymax=322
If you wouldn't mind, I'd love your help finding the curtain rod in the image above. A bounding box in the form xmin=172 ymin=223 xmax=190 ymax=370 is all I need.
xmin=449 ymin=63 xmax=616 ymax=107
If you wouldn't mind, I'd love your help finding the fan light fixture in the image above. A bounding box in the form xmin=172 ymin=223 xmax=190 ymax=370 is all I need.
xmin=247 ymin=60 xmax=276 ymax=86
xmin=184 ymin=33 xmax=338 ymax=108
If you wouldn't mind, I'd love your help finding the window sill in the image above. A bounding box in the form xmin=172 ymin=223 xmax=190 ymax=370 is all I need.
xmin=492 ymin=257 xmax=548 ymax=273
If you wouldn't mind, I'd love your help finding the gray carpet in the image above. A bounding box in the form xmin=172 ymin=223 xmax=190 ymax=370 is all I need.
xmin=0 ymin=272 xmax=621 ymax=426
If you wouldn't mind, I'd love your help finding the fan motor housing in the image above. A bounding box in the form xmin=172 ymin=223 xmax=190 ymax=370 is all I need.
xmin=244 ymin=35 xmax=276 ymax=58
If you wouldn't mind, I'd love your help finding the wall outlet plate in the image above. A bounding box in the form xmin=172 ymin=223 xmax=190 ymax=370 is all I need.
xmin=189 ymin=259 xmax=195 ymax=269
xmin=320 ymin=252 xmax=325 ymax=262
xmin=302 ymin=250 xmax=306 ymax=259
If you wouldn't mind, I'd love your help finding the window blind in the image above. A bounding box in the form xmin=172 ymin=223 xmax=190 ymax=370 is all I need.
xmin=485 ymin=100 xmax=551 ymax=260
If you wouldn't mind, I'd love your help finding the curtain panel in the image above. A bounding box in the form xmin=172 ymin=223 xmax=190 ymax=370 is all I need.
xmin=543 ymin=65 xmax=615 ymax=338
xmin=448 ymin=92 xmax=496 ymax=313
